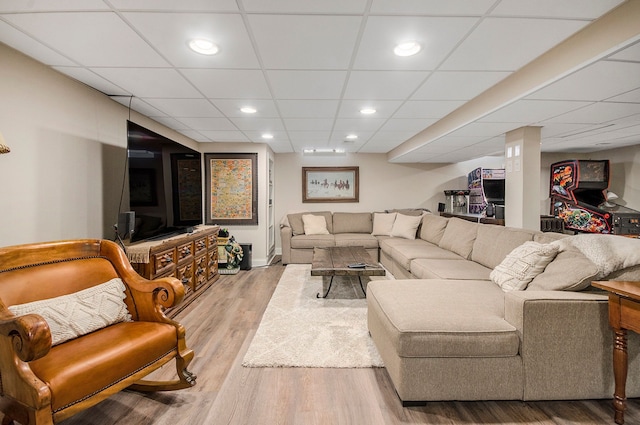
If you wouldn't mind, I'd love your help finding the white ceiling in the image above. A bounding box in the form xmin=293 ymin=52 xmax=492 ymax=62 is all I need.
xmin=1 ymin=0 xmax=639 ymax=163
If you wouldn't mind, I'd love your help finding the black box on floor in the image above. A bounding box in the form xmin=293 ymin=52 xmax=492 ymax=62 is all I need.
xmin=239 ymin=243 xmax=252 ymax=270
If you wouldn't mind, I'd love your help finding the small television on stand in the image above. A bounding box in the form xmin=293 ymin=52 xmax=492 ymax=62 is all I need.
xmin=124 ymin=121 xmax=202 ymax=243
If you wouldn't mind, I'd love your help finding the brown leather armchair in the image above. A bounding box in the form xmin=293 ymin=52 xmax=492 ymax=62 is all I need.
xmin=0 ymin=239 xmax=196 ymax=425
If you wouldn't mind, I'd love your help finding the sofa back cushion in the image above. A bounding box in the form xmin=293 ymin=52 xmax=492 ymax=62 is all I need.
xmin=472 ymin=225 xmax=536 ymax=269
xmin=419 ymin=213 xmax=449 ymax=245
xmin=288 ymin=211 xmax=333 ymax=235
xmin=437 ymin=218 xmax=479 ymax=259
xmin=332 ymin=212 xmax=373 ymax=234
xmin=372 ymin=212 xmax=397 ymax=236
xmin=527 ymin=247 xmax=599 ymax=291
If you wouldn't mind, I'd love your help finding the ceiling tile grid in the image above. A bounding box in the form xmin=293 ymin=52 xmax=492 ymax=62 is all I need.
xmin=0 ymin=0 xmax=638 ymax=160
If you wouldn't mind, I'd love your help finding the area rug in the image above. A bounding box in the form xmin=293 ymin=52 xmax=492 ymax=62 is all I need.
xmin=242 ymin=264 xmax=392 ymax=368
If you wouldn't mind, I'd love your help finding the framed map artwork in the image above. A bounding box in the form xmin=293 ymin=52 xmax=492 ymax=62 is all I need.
xmin=205 ymin=153 xmax=258 ymax=225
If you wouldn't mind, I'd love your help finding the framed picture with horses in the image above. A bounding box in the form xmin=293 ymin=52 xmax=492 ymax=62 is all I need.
xmin=302 ymin=166 xmax=359 ymax=203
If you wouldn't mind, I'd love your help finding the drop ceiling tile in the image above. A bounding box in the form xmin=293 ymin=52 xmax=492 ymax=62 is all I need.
xmin=53 ymin=67 xmax=129 ymax=95
xmin=268 ymin=70 xmax=347 ymax=99
xmin=489 ymin=0 xmax=624 ymax=19
xmin=608 ymin=41 xmax=640 ymax=62
xmin=242 ymin=0 xmax=368 ymax=13
xmin=379 ymin=119 xmax=435 ymax=133
xmin=247 ymin=14 xmax=361 ymax=69
xmin=0 ymin=1 xmax=108 ymax=12
xmin=369 ymin=0 xmax=495 ymax=15
xmin=354 ymin=16 xmax=478 ymax=70
xmin=277 ymin=100 xmax=339 ymax=118
xmin=283 ymin=119 xmax=334 ymax=132
xmin=0 ymin=20 xmax=76 ymax=66
xmin=142 ymin=98 xmax=223 ymax=118
xmin=3 ymin=12 xmax=169 ymax=67
xmin=333 ymin=118 xmax=387 ymax=132
xmin=543 ymin=102 xmax=640 ymax=125
xmin=343 ymin=70 xmax=429 ymax=100
xmin=441 ymin=18 xmax=588 ymax=71
xmin=199 ymin=130 xmax=250 ymax=142
xmin=178 ymin=129 xmax=208 ymax=142
xmin=181 ymin=69 xmax=271 ymax=98
xmin=148 ymin=116 xmax=189 ymax=130
xmin=109 ymin=0 xmax=239 ymax=11
xmin=479 ymin=100 xmax=593 ymax=123
xmin=540 ymin=123 xmax=594 ymax=138
xmin=527 ymin=61 xmax=640 ymax=101
xmin=367 ymin=130 xmax=419 ymax=144
xmin=608 ymin=88 xmax=640 ymax=103
xmin=448 ymin=122 xmax=523 ymax=138
xmin=329 ymin=131 xmax=375 ymax=143
xmin=266 ymin=140 xmax=295 ymax=153
xmin=393 ymin=100 xmax=465 ymax=118
xmin=95 ymin=68 xmax=202 ymax=98
xmin=412 ymin=71 xmax=510 ymax=100
xmin=176 ymin=117 xmax=237 ymax=131
xmin=212 ymin=99 xmax=279 ymax=118
xmin=111 ymin=97 xmax=169 ymax=119
xmin=287 ymin=131 xmax=331 ymax=144
xmin=122 ymin=12 xmax=259 ymax=69
xmin=228 ymin=117 xmax=285 ymax=132
xmin=337 ymin=100 xmax=403 ymax=118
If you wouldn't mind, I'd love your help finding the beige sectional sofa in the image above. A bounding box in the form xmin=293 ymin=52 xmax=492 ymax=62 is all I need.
xmin=280 ymin=210 xmax=640 ymax=404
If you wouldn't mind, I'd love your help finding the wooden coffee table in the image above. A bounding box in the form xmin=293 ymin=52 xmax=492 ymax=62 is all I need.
xmin=311 ymin=246 xmax=385 ymax=298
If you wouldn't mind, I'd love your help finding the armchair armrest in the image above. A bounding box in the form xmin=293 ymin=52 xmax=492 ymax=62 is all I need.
xmin=0 ymin=309 xmax=51 ymax=362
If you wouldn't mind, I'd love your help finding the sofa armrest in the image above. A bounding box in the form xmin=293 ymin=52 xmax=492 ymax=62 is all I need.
xmin=504 ymin=290 xmax=640 ymax=400
xmin=280 ymin=226 xmax=293 ymax=265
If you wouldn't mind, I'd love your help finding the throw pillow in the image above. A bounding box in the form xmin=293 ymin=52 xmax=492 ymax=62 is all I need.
xmin=390 ymin=213 xmax=423 ymax=239
xmin=8 ymin=278 xmax=132 ymax=346
xmin=490 ymin=241 xmax=559 ymax=291
xmin=372 ymin=212 xmax=397 ymax=236
xmin=302 ymin=214 xmax=330 ymax=235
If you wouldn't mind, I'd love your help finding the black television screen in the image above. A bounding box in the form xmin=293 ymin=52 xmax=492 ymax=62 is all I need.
xmin=126 ymin=121 xmax=202 ymax=242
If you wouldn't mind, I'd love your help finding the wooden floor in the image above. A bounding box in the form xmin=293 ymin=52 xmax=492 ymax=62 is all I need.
xmin=6 ymin=262 xmax=640 ymax=424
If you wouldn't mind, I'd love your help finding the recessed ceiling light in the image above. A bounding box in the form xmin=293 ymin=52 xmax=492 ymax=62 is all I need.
xmin=394 ymin=41 xmax=421 ymax=57
xmin=360 ymin=108 xmax=376 ymax=115
xmin=188 ymin=38 xmax=219 ymax=55
xmin=261 ymin=133 xmax=274 ymax=140
xmin=240 ymin=106 xmax=257 ymax=114
xmin=345 ymin=134 xmax=358 ymax=140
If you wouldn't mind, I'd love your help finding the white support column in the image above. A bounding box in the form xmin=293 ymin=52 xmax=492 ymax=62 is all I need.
xmin=505 ymin=127 xmax=541 ymax=230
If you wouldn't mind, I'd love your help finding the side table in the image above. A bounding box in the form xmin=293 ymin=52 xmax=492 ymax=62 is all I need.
xmin=592 ymin=280 xmax=640 ymax=425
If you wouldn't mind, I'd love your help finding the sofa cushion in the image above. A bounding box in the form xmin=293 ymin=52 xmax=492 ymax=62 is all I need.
xmin=419 ymin=213 xmax=449 ymax=245
xmin=534 ymin=232 xmax=568 ymax=244
xmin=411 ymin=259 xmax=492 ymax=280
xmin=379 ymin=237 xmax=430 ymax=257
xmin=490 ymin=241 xmax=559 ymax=291
xmin=302 ymin=214 xmax=330 ymax=235
xmin=367 ymin=279 xmax=519 ymax=358
xmin=288 ymin=211 xmax=333 ymax=235
xmin=290 ymin=234 xmax=335 ymax=249
xmin=438 ymin=218 xmax=479 ymax=259
xmin=334 ymin=233 xmax=379 ymax=249
xmin=391 ymin=243 xmax=462 ymax=270
xmin=333 ymin=212 xmax=373 ymax=234
xmin=391 ymin=213 xmax=423 ymax=239
xmin=527 ymin=247 xmax=599 ymax=291
xmin=472 ymin=225 xmax=536 ymax=269
xmin=8 ymin=278 xmax=132 ymax=346
xmin=372 ymin=212 xmax=397 ymax=236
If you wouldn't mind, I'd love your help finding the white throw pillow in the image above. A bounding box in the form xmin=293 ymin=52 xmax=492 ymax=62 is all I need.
xmin=8 ymin=278 xmax=132 ymax=346
xmin=490 ymin=241 xmax=559 ymax=291
xmin=302 ymin=214 xmax=330 ymax=235
xmin=372 ymin=212 xmax=397 ymax=236
xmin=390 ymin=213 xmax=423 ymax=240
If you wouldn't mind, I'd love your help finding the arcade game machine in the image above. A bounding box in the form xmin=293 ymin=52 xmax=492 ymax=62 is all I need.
xmin=550 ymin=159 xmax=640 ymax=235
xmin=468 ymin=167 xmax=506 ymax=216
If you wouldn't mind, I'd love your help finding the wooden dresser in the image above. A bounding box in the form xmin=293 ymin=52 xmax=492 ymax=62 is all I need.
xmin=127 ymin=226 xmax=220 ymax=318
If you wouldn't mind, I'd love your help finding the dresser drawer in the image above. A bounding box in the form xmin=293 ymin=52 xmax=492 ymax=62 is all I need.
xmin=176 ymin=262 xmax=194 ymax=292
xmin=152 ymin=248 xmax=176 ymax=278
xmin=177 ymin=241 xmax=194 ymax=263
xmin=194 ymin=236 xmax=208 ymax=257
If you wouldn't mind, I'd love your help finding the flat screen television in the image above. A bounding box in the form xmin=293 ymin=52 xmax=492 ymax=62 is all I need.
xmin=124 ymin=120 xmax=202 ymax=243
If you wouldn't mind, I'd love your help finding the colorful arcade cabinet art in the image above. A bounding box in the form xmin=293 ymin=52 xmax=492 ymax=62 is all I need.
xmin=550 ymin=160 xmax=640 ymax=235
xmin=467 ymin=167 xmax=505 ymax=215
